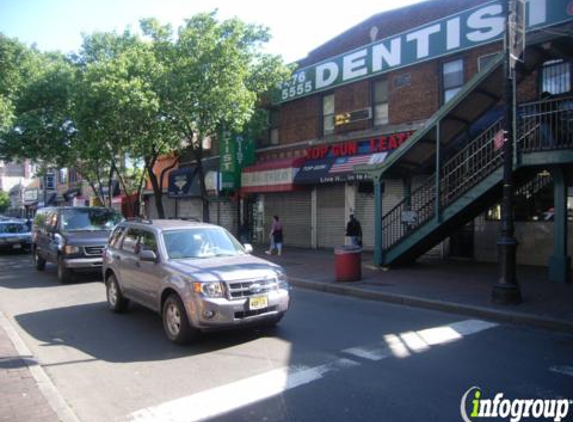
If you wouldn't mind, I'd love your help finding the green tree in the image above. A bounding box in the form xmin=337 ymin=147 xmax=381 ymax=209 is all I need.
xmin=0 ymin=52 xmax=76 ymax=167
xmin=74 ymin=31 xmax=178 ymax=215
xmin=142 ymin=13 xmax=290 ymax=221
xmin=0 ymin=34 xmax=34 ymax=132
xmin=0 ymin=191 xmax=9 ymax=213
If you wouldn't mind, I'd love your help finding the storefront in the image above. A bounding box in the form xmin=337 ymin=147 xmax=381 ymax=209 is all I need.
xmin=241 ymin=157 xmax=311 ymax=247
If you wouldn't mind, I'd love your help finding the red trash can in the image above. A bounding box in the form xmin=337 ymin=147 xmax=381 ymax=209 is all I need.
xmin=334 ymin=245 xmax=362 ymax=282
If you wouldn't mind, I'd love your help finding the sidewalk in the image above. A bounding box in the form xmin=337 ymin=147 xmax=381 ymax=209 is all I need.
xmin=256 ymin=247 xmax=573 ymax=332
xmin=0 ymin=314 xmax=60 ymax=422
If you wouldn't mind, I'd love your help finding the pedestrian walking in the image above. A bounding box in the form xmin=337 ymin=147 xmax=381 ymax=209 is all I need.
xmin=345 ymin=214 xmax=362 ymax=246
xmin=266 ymin=215 xmax=283 ymax=256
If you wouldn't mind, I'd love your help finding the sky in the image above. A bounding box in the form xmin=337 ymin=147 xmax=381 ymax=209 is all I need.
xmin=0 ymin=0 xmax=425 ymax=63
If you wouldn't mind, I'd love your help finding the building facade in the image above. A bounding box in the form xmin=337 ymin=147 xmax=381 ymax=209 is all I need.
xmin=245 ymin=0 xmax=572 ymax=264
xmin=150 ymin=0 xmax=573 ymax=278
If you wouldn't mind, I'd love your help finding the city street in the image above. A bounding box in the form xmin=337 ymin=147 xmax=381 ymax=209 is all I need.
xmin=0 ymin=252 xmax=572 ymax=422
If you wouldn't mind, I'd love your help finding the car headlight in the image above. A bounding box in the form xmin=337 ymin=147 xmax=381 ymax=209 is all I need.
xmin=276 ymin=272 xmax=289 ymax=289
xmin=63 ymin=245 xmax=81 ymax=255
xmin=193 ymin=282 xmax=224 ymax=298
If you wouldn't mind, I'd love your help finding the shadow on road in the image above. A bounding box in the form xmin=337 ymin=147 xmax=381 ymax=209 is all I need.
xmin=15 ymin=301 xmax=285 ymax=363
xmin=0 ymin=355 xmax=38 ymax=369
xmin=0 ymin=254 xmax=102 ymax=289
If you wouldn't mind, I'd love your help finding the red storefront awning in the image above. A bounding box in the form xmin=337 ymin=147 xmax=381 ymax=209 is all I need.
xmin=241 ymin=157 xmax=306 ymax=193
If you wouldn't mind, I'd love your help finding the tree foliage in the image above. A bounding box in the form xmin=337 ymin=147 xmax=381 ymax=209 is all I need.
xmin=0 ymin=191 xmax=9 ymax=213
xmin=0 ymin=11 xmax=290 ymax=219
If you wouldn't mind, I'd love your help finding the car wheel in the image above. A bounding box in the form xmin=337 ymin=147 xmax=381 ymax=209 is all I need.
xmin=34 ymin=249 xmax=46 ymax=271
xmin=57 ymin=256 xmax=73 ymax=284
xmin=106 ymin=274 xmax=129 ymax=313
xmin=162 ymin=294 xmax=196 ymax=345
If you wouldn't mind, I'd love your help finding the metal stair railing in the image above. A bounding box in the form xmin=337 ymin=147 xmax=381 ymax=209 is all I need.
xmin=518 ymin=95 xmax=573 ymax=152
xmin=381 ymin=119 xmax=505 ymax=250
xmin=381 ymin=97 xmax=573 ymax=253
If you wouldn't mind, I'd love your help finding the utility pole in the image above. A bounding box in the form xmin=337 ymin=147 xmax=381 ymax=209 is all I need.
xmin=492 ymin=0 xmax=522 ymax=304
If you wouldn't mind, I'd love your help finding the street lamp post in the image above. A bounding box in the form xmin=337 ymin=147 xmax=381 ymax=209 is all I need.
xmin=492 ymin=0 xmax=522 ymax=304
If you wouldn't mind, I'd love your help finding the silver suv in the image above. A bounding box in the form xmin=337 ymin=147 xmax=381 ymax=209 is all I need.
xmin=102 ymin=219 xmax=290 ymax=344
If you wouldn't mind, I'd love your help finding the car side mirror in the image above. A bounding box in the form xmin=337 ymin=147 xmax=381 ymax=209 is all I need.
xmin=139 ymin=249 xmax=158 ymax=262
xmin=243 ymin=244 xmax=253 ymax=254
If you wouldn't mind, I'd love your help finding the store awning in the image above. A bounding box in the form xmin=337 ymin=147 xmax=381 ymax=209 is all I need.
xmin=294 ymin=152 xmax=388 ymax=185
xmin=241 ymin=157 xmax=306 ymax=193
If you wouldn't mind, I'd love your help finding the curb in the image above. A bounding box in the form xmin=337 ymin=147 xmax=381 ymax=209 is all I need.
xmin=289 ymin=277 xmax=573 ymax=333
xmin=0 ymin=311 xmax=82 ymax=422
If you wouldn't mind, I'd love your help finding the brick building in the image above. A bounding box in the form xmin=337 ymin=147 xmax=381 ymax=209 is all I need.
xmin=237 ymin=0 xmax=573 ymax=279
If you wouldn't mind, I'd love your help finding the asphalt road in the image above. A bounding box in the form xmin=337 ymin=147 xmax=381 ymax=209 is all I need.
xmin=0 ymin=253 xmax=572 ymax=422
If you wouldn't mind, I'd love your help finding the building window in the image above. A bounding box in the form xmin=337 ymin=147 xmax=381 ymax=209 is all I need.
xmin=373 ymin=79 xmax=389 ymax=126
xmin=442 ymin=59 xmax=464 ymax=103
xmin=270 ymin=110 xmax=279 ymax=145
xmin=478 ymin=53 xmax=499 ymax=72
xmin=322 ymin=94 xmax=335 ymax=136
xmin=541 ymin=60 xmax=571 ymax=96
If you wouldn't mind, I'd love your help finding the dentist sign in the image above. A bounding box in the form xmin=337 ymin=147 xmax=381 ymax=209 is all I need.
xmin=275 ymin=0 xmax=573 ymax=103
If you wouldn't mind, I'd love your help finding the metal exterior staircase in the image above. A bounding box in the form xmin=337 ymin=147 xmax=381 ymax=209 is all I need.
xmin=379 ymin=96 xmax=573 ymax=266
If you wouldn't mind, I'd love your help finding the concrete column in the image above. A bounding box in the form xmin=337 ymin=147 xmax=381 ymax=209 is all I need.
xmin=548 ymin=166 xmax=571 ymax=283
xmin=374 ymin=178 xmax=384 ymax=266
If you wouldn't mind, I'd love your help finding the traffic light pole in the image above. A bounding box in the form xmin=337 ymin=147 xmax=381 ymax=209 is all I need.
xmin=492 ymin=0 xmax=522 ymax=304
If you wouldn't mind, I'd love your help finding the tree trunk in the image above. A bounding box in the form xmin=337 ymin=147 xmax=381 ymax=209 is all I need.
xmin=146 ymin=157 xmax=165 ymax=219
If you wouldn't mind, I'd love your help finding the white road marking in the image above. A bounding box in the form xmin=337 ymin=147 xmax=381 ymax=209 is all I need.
xmin=129 ymin=358 xmax=359 ymax=422
xmin=343 ymin=319 xmax=498 ymax=360
xmin=550 ymin=366 xmax=573 ymax=378
xmin=128 ymin=319 xmax=498 ymax=421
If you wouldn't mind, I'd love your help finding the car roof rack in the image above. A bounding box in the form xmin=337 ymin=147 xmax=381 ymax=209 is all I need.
xmin=127 ymin=217 xmax=153 ymax=224
xmin=179 ymin=217 xmax=202 ymax=222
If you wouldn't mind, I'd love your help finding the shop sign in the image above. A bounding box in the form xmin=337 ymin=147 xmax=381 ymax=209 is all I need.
xmin=242 ymin=168 xmax=297 ymax=188
xmin=274 ymin=0 xmax=571 ymax=103
xmin=23 ymin=189 xmax=38 ymax=202
xmin=306 ymin=131 xmax=413 ymax=159
xmin=220 ymin=133 xmax=255 ymax=190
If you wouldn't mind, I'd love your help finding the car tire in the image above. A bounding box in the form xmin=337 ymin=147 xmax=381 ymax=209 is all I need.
xmin=162 ymin=294 xmax=196 ymax=345
xmin=57 ymin=256 xmax=73 ymax=284
xmin=106 ymin=274 xmax=129 ymax=313
xmin=34 ymin=249 xmax=46 ymax=271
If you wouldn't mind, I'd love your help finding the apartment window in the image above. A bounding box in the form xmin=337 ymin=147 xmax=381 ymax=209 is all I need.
xmin=541 ymin=60 xmax=571 ymax=95
xmin=442 ymin=59 xmax=464 ymax=103
xmin=373 ymin=79 xmax=389 ymax=126
xmin=322 ymin=94 xmax=335 ymax=136
xmin=478 ymin=53 xmax=499 ymax=72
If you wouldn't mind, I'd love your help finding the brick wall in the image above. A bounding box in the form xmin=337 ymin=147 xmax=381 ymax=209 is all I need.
xmin=274 ymin=0 xmax=545 ymax=149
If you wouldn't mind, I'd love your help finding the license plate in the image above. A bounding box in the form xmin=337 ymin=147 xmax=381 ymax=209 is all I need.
xmin=12 ymin=244 xmax=22 ymax=249
xmin=249 ymin=296 xmax=268 ymax=310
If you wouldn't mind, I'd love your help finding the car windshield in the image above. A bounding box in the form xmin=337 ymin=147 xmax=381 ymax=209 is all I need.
xmin=61 ymin=209 xmax=124 ymax=232
xmin=0 ymin=223 xmax=27 ymax=234
xmin=163 ymin=227 xmax=245 ymax=259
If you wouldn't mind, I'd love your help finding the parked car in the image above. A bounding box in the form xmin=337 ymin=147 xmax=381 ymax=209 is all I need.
xmin=102 ymin=219 xmax=290 ymax=344
xmin=0 ymin=221 xmax=31 ymax=252
xmin=32 ymin=207 xmax=124 ymax=283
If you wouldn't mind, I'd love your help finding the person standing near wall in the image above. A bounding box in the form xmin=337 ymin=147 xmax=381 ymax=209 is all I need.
xmin=346 ymin=214 xmax=362 ymax=246
xmin=266 ymin=215 xmax=283 ymax=256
